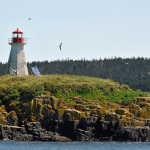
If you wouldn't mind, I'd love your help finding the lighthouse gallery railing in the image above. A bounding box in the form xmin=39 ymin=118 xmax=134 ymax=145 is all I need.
xmin=8 ymin=38 xmax=27 ymax=44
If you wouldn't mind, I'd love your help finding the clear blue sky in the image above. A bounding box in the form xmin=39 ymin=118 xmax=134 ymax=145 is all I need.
xmin=0 ymin=0 xmax=150 ymax=63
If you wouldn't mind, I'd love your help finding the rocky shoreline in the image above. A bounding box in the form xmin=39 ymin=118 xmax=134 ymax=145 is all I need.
xmin=1 ymin=95 xmax=150 ymax=142
xmin=0 ymin=122 xmax=71 ymax=141
xmin=0 ymin=119 xmax=150 ymax=142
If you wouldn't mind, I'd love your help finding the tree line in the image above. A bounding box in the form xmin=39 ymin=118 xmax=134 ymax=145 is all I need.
xmin=1 ymin=57 xmax=150 ymax=91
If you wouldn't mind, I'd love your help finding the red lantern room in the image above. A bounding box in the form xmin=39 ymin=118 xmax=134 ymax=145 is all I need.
xmin=9 ymin=28 xmax=26 ymax=44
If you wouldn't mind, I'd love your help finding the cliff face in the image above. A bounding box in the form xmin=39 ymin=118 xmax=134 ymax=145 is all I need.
xmin=21 ymin=95 xmax=150 ymax=127
xmin=1 ymin=94 xmax=150 ymax=142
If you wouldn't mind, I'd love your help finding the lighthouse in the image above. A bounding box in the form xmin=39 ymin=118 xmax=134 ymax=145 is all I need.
xmin=8 ymin=28 xmax=28 ymax=76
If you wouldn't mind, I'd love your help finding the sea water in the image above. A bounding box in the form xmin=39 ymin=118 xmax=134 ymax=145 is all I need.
xmin=0 ymin=141 xmax=150 ymax=150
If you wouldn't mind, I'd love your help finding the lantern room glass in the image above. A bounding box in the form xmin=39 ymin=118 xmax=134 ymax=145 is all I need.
xmin=12 ymin=33 xmax=23 ymax=38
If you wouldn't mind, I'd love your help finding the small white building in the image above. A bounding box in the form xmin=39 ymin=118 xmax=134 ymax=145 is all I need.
xmin=8 ymin=28 xmax=28 ymax=76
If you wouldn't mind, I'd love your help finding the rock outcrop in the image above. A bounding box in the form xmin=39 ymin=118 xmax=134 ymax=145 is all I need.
xmin=0 ymin=122 xmax=71 ymax=141
xmin=1 ymin=95 xmax=150 ymax=141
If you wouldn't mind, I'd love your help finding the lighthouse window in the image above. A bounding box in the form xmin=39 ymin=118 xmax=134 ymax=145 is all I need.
xmin=18 ymin=34 xmax=22 ymax=38
xmin=13 ymin=33 xmax=17 ymax=38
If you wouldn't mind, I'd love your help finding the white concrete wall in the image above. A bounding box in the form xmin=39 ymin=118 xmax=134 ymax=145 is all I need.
xmin=8 ymin=43 xmax=28 ymax=76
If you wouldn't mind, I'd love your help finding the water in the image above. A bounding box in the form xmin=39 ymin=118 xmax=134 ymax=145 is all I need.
xmin=0 ymin=141 xmax=150 ymax=150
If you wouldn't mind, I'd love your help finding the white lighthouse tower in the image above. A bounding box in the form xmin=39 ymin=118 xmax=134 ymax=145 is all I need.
xmin=8 ymin=28 xmax=28 ymax=76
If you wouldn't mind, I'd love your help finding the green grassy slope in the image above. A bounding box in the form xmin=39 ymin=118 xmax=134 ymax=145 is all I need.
xmin=0 ymin=74 xmax=147 ymax=107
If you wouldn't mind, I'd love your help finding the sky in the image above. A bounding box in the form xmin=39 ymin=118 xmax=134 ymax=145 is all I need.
xmin=0 ymin=0 xmax=150 ymax=63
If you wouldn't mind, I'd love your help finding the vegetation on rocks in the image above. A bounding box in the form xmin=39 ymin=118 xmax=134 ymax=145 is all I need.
xmin=0 ymin=74 xmax=147 ymax=109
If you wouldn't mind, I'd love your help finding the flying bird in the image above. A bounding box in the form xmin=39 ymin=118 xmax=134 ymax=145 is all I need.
xmin=59 ymin=42 xmax=62 ymax=50
xmin=28 ymin=18 xmax=31 ymax=20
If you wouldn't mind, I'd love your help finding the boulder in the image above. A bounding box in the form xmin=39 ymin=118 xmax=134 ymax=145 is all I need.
xmin=115 ymin=108 xmax=134 ymax=118
xmin=75 ymin=104 xmax=86 ymax=111
xmin=137 ymin=110 xmax=150 ymax=119
xmin=113 ymin=126 xmax=150 ymax=142
xmin=54 ymin=109 xmax=66 ymax=120
xmin=0 ymin=125 xmax=33 ymax=141
xmin=50 ymin=96 xmax=59 ymax=110
xmin=6 ymin=111 xmax=18 ymax=126
xmin=104 ymin=113 xmax=120 ymax=122
xmin=64 ymin=109 xmax=85 ymax=120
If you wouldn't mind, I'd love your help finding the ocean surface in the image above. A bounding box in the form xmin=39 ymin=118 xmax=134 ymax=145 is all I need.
xmin=0 ymin=141 xmax=150 ymax=150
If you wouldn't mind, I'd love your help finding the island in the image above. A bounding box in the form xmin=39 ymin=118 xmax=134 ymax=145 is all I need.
xmin=0 ymin=74 xmax=150 ymax=142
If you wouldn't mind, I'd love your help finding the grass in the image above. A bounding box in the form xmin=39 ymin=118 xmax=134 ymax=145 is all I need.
xmin=0 ymin=74 xmax=148 ymax=108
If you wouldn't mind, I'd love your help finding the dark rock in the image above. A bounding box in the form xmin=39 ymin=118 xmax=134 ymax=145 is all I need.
xmin=1 ymin=115 xmax=150 ymax=142
xmin=25 ymin=121 xmax=71 ymax=141
xmin=6 ymin=111 xmax=18 ymax=126
xmin=113 ymin=126 xmax=150 ymax=142
xmin=0 ymin=125 xmax=33 ymax=141
xmin=76 ymin=128 xmax=95 ymax=141
xmin=59 ymin=120 xmax=79 ymax=140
